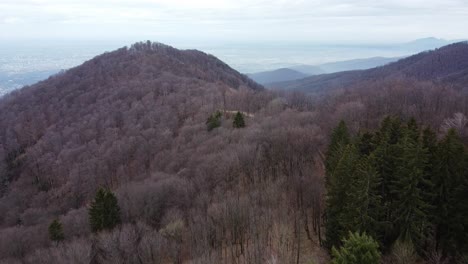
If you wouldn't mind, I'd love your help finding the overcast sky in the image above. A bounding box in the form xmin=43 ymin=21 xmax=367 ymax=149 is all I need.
xmin=1 ymin=0 xmax=467 ymax=45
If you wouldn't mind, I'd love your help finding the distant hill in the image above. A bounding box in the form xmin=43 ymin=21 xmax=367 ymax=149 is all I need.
xmin=0 ymin=41 xmax=332 ymax=263
xmin=270 ymin=42 xmax=468 ymax=92
xmin=247 ymin=68 xmax=310 ymax=84
xmin=401 ymin=37 xmax=457 ymax=51
xmin=248 ymin=56 xmax=400 ymax=84
xmin=317 ymin=57 xmax=401 ymax=73
xmin=0 ymin=40 xmax=263 ymax=227
xmin=287 ymin=65 xmax=326 ymax=75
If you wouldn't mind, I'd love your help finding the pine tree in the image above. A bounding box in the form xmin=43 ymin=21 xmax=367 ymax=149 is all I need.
xmin=325 ymin=122 xmax=384 ymax=249
xmin=419 ymin=127 xmax=438 ymax=251
xmin=331 ymin=232 xmax=381 ymax=264
xmin=325 ymin=144 xmax=360 ymax=249
xmin=372 ymin=117 xmax=403 ymax=246
xmin=89 ymin=188 xmax=121 ymax=233
xmin=390 ymin=127 xmax=429 ymax=247
xmin=432 ymin=129 xmax=466 ymax=256
xmin=48 ymin=219 xmax=64 ymax=244
xmin=421 ymin=127 xmax=438 ymax=182
xmin=357 ymin=132 xmax=375 ymax=156
xmin=355 ymin=155 xmax=384 ymax=242
xmin=453 ymin=152 xmax=468 ymax=254
xmin=206 ymin=111 xmax=222 ymax=131
xmin=325 ymin=121 xmax=350 ymax=187
xmin=233 ymin=111 xmax=246 ymax=128
xmin=406 ymin=118 xmax=420 ymax=141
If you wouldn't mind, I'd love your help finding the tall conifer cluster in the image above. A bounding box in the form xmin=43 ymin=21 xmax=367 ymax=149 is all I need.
xmin=324 ymin=117 xmax=468 ymax=261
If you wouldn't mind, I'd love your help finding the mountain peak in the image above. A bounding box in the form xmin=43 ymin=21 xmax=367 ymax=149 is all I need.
xmin=50 ymin=41 xmax=263 ymax=94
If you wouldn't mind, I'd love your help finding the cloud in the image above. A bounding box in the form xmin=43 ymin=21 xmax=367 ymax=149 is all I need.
xmin=0 ymin=0 xmax=467 ymax=43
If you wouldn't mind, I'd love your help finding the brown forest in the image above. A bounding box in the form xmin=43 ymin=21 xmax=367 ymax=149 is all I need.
xmin=0 ymin=41 xmax=467 ymax=263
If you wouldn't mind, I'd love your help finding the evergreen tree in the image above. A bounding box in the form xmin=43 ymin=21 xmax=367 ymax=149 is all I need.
xmin=390 ymin=127 xmax=429 ymax=247
xmin=454 ymin=152 xmax=468 ymax=254
xmin=325 ymin=144 xmax=360 ymax=249
xmin=432 ymin=129 xmax=466 ymax=256
xmin=419 ymin=127 xmax=438 ymax=251
xmin=331 ymin=232 xmax=381 ymax=264
xmin=422 ymin=127 xmax=438 ymax=189
xmin=89 ymin=188 xmax=121 ymax=233
xmin=325 ymin=121 xmax=350 ymax=187
xmin=325 ymin=143 xmax=383 ymax=249
xmin=372 ymin=117 xmax=403 ymax=246
xmin=355 ymin=155 xmax=384 ymax=242
xmin=357 ymin=132 xmax=375 ymax=156
xmin=233 ymin=111 xmax=246 ymax=128
xmin=206 ymin=111 xmax=222 ymax=131
xmin=406 ymin=118 xmax=420 ymax=141
xmin=48 ymin=219 xmax=65 ymax=244
xmin=325 ymin=122 xmax=383 ymax=249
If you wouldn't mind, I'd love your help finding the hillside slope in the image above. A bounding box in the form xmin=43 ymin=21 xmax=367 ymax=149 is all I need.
xmin=0 ymin=40 xmax=263 ymax=198
xmin=272 ymin=42 xmax=468 ymax=92
xmin=1 ymin=41 xmax=467 ymax=264
xmin=0 ymin=41 xmax=333 ymax=263
xmin=317 ymin=56 xmax=400 ymax=73
xmin=247 ymin=68 xmax=309 ymax=84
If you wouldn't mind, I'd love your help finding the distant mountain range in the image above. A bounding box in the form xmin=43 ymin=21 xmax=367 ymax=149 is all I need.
xmin=0 ymin=37 xmax=464 ymax=96
xmin=248 ymin=57 xmax=400 ymax=84
xmin=248 ymin=37 xmax=464 ymax=85
xmin=269 ymin=42 xmax=468 ymax=92
xmin=247 ymin=68 xmax=310 ymax=84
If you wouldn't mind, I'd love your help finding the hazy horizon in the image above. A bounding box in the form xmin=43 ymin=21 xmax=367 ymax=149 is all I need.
xmin=2 ymin=0 xmax=468 ymax=96
xmin=1 ymin=36 xmax=465 ymax=97
xmin=2 ymin=0 xmax=468 ymax=43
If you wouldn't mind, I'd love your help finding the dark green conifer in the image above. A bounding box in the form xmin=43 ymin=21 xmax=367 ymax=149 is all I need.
xmin=357 ymin=132 xmax=375 ymax=156
xmin=325 ymin=144 xmax=360 ymax=249
xmin=372 ymin=117 xmax=403 ymax=246
xmin=48 ymin=219 xmax=65 ymax=244
xmin=331 ymin=232 xmax=381 ymax=264
xmin=325 ymin=121 xmax=350 ymax=187
xmin=206 ymin=111 xmax=222 ymax=131
xmin=89 ymin=188 xmax=121 ymax=233
xmin=432 ymin=129 xmax=466 ymax=256
xmin=390 ymin=127 xmax=428 ymax=247
xmin=233 ymin=111 xmax=246 ymax=128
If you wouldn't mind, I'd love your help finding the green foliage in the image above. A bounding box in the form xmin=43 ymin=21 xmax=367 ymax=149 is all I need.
xmin=232 ymin=111 xmax=246 ymax=128
xmin=421 ymin=127 xmax=437 ymax=208
xmin=325 ymin=143 xmax=360 ymax=248
xmin=89 ymin=188 xmax=121 ymax=233
xmin=331 ymin=232 xmax=381 ymax=264
xmin=371 ymin=117 xmax=405 ymax=245
xmin=48 ymin=219 xmax=65 ymax=243
xmin=357 ymin=132 xmax=375 ymax=156
xmin=432 ymin=129 xmax=467 ymax=256
xmin=325 ymin=141 xmax=382 ymax=249
xmin=325 ymin=121 xmax=350 ymax=186
xmin=324 ymin=118 xmax=468 ymax=259
xmin=390 ymin=126 xmax=429 ymax=246
xmin=206 ymin=110 xmax=222 ymax=131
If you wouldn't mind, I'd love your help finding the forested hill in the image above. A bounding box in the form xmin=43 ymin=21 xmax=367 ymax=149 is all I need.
xmin=0 ymin=41 xmax=467 ymax=264
xmin=271 ymin=42 xmax=468 ymax=92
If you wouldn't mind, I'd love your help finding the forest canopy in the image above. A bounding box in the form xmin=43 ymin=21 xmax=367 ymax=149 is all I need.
xmin=0 ymin=42 xmax=467 ymax=263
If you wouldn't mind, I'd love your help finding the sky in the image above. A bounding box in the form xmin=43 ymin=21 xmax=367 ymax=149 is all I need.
xmin=1 ymin=0 xmax=468 ymax=45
